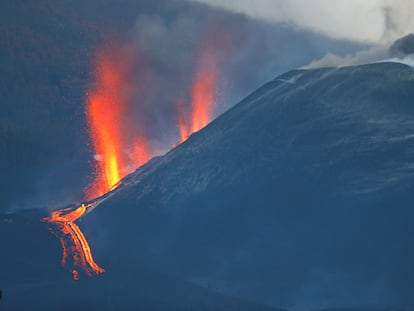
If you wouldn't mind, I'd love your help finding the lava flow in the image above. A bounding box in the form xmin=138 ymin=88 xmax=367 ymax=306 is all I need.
xmin=43 ymin=203 xmax=105 ymax=279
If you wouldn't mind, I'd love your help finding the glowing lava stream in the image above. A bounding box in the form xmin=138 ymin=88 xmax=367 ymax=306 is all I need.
xmin=43 ymin=203 xmax=105 ymax=279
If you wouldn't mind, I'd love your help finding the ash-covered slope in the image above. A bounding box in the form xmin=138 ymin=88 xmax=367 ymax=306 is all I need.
xmin=84 ymin=62 xmax=414 ymax=309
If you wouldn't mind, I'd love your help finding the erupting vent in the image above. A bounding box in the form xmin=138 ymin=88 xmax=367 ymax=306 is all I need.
xmin=43 ymin=39 xmax=219 ymax=280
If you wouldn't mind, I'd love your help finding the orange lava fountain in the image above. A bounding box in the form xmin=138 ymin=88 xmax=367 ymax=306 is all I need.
xmin=177 ymin=45 xmax=218 ymax=142
xmin=44 ymin=45 xmax=151 ymax=280
xmin=86 ymin=46 xmax=150 ymax=198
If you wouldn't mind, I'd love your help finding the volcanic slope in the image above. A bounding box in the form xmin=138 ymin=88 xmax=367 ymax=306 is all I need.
xmin=84 ymin=62 xmax=414 ymax=308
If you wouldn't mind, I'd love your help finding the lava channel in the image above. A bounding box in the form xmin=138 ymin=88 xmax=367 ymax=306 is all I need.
xmin=43 ymin=203 xmax=104 ymax=280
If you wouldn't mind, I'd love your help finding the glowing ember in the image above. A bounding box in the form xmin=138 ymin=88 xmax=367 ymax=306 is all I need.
xmin=177 ymin=45 xmax=218 ymax=142
xmin=72 ymin=270 xmax=80 ymax=281
xmin=43 ymin=204 xmax=104 ymax=280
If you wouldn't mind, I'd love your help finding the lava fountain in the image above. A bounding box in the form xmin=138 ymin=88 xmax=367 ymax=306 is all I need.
xmin=176 ymin=41 xmax=218 ymax=142
xmin=86 ymin=46 xmax=150 ymax=199
xmin=43 ymin=45 xmax=150 ymax=280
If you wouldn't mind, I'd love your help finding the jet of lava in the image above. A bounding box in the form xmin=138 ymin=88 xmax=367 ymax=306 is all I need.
xmin=86 ymin=46 xmax=150 ymax=199
xmin=176 ymin=41 xmax=218 ymax=142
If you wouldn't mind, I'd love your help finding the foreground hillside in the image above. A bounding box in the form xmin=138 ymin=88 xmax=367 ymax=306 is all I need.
xmin=0 ymin=212 xmax=280 ymax=310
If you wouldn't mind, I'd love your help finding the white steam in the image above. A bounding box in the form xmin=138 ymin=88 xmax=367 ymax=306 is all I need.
xmin=305 ymin=45 xmax=390 ymax=68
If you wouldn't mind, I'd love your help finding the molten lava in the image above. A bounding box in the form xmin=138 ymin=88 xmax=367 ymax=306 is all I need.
xmin=44 ymin=45 xmax=153 ymax=280
xmin=190 ymin=50 xmax=217 ymax=133
xmin=43 ymin=204 xmax=104 ymax=279
xmin=86 ymin=48 xmax=129 ymax=197
xmin=86 ymin=46 xmax=150 ymax=198
xmin=177 ymin=45 xmax=218 ymax=142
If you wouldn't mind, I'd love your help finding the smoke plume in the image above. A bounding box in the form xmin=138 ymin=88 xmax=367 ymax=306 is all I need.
xmin=187 ymin=0 xmax=414 ymax=43
xmin=186 ymin=0 xmax=414 ymax=68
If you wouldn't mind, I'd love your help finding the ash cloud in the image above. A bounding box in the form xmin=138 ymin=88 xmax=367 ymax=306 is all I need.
xmin=187 ymin=0 xmax=414 ymax=69
xmin=306 ymin=33 xmax=414 ymax=69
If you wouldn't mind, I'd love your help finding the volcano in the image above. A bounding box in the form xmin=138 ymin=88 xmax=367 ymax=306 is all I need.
xmin=3 ymin=61 xmax=414 ymax=309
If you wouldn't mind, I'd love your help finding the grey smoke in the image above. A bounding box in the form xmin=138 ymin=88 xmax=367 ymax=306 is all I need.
xmin=306 ymin=33 xmax=414 ymax=69
xmin=305 ymin=45 xmax=389 ymax=68
xmin=186 ymin=0 xmax=414 ymax=43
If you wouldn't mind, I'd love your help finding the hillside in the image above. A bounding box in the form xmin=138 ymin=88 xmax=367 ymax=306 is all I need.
xmin=0 ymin=211 xmax=281 ymax=310
xmin=82 ymin=62 xmax=414 ymax=308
